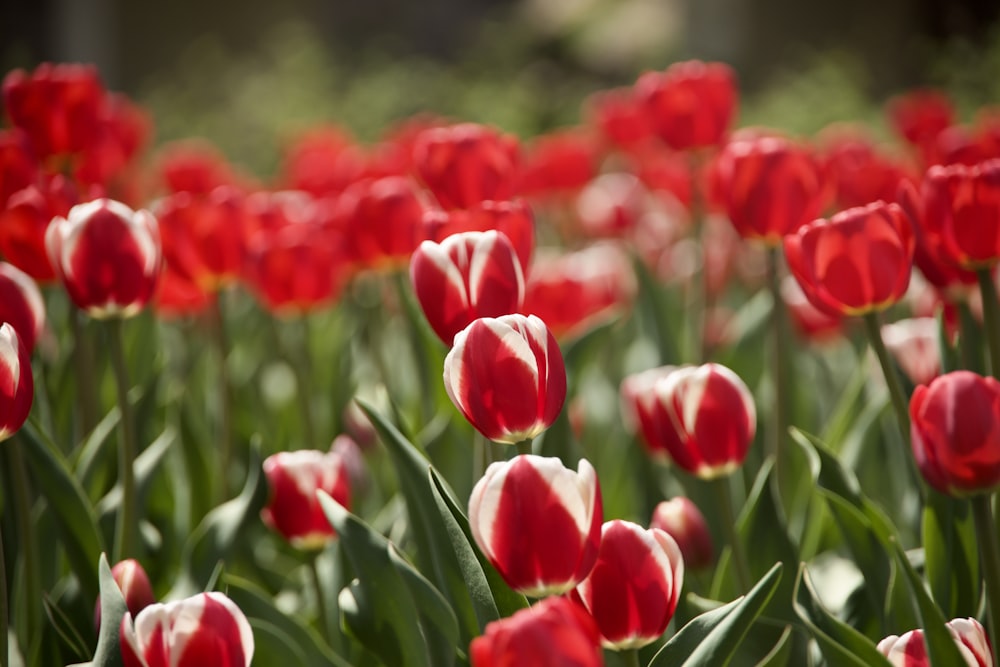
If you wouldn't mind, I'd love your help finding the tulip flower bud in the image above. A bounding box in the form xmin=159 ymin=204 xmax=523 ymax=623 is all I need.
xmin=94 ymin=559 xmax=155 ymax=631
xmin=876 ymin=617 xmax=992 ymax=666
xmin=120 ymin=591 xmax=254 ymax=667
xmin=0 ymin=323 xmax=33 ymax=442
xmin=410 ymin=230 xmax=525 ymax=345
xmin=921 ymin=159 xmax=1000 ymax=270
xmin=650 ymin=497 xmax=714 ymax=570
xmin=443 ymin=314 xmax=566 ymax=444
xmin=909 ymin=370 xmax=1000 ymax=497
xmin=470 ymin=596 xmax=604 ymax=667
xmin=573 ymin=520 xmax=684 ymax=650
xmin=880 ymin=317 xmax=941 ymax=387
xmin=784 ymin=201 xmax=914 ymax=317
xmin=468 ymin=455 xmax=602 ymax=597
xmin=46 ymin=198 xmax=162 ymax=319
xmin=262 ymin=449 xmax=352 ymax=549
xmin=0 ymin=262 xmax=45 ymax=353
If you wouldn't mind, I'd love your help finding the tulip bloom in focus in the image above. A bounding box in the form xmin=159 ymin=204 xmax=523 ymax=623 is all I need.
xmin=573 ymin=520 xmax=684 ymax=650
xmin=909 ymin=370 xmax=1000 ymax=497
xmin=46 ymin=198 xmax=162 ymax=318
xmin=120 ymin=591 xmax=254 ymax=667
xmin=443 ymin=314 xmax=566 ymax=444
xmin=0 ymin=323 xmax=33 ymax=442
xmin=262 ymin=449 xmax=352 ymax=549
xmin=784 ymin=201 xmax=914 ymax=317
xmin=468 ymin=455 xmax=602 ymax=596
xmin=95 ymin=559 xmax=155 ymax=630
xmin=470 ymin=596 xmax=604 ymax=667
xmin=876 ymin=617 xmax=992 ymax=666
xmin=410 ymin=230 xmax=525 ymax=345
xmin=0 ymin=262 xmax=45 ymax=353
xmin=650 ymin=497 xmax=714 ymax=570
xmin=921 ymin=159 xmax=1000 ymax=269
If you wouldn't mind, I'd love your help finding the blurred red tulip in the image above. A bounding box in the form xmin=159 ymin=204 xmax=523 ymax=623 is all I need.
xmin=784 ymin=201 xmax=914 ymax=317
xmin=334 ymin=176 xmax=426 ymax=271
xmin=414 ymin=123 xmax=520 ymax=210
xmin=910 ymin=370 xmax=1000 ymax=497
xmin=650 ymin=497 xmax=714 ymax=570
xmin=470 ymin=596 xmax=605 ymax=667
xmin=713 ymin=136 xmax=825 ymax=245
xmin=0 ymin=129 xmax=38 ymax=206
xmin=886 ymin=89 xmax=954 ymax=155
xmin=781 ymin=275 xmax=844 ymax=342
xmin=423 ymin=199 xmax=535 ymax=273
xmin=575 ymin=172 xmax=650 ymax=238
xmin=573 ymin=520 xmax=684 ymax=650
xmin=881 ymin=317 xmax=941 ymax=387
xmin=410 ymin=230 xmax=525 ymax=345
xmin=819 ymin=129 xmax=916 ymax=209
xmin=0 ymin=322 xmax=32 ymax=442
xmin=262 ymin=449 xmax=352 ymax=549
xmin=95 ymin=559 xmax=155 ymax=631
xmin=120 ymin=592 xmax=253 ymax=667
xmin=74 ymin=94 xmax=152 ymax=197
xmin=443 ymin=313 xmax=566 ymax=444
xmin=155 ymin=140 xmax=241 ymax=196
xmin=877 ymin=617 xmax=992 ymax=666
xmin=46 ymin=198 xmax=162 ymax=318
xmin=0 ymin=174 xmax=78 ymax=282
xmin=152 ymin=268 xmax=213 ymax=319
xmin=517 ymin=129 xmax=597 ymax=198
xmin=636 ymin=60 xmax=738 ymax=151
xmin=280 ymin=125 xmax=367 ymax=197
xmin=586 ymin=87 xmax=654 ymax=153
xmin=0 ymin=262 xmax=45 ymax=353
xmin=921 ymin=159 xmax=1000 ymax=270
xmin=468 ymin=454 xmax=602 ymax=596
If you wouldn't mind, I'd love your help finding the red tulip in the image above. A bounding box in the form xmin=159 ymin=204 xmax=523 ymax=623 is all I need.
xmin=410 ymin=230 xmax=525 ymax=345
xmin=0 ymin=129 xmax=38 ymax=206
xmin=262 ymin=449 xmax=352 ymax=549
xmin=712 ymin=136 xmax=825 ymax=245
xmin=574 ymin=173 xmax=651 ymax=238
xmin=910 ymin=370 xmax=1000 ymax=497
xmin=414 ymin=123 xmax=520 ymax=210
xmin=470 ymin=596 xmax=605 ymax=667
xmin=784 ymin=201 xmax=914 ymax=317
xmin=886 ymin=89 xmax=954 ymax=152
xmin=650 ymin=497 xmax=714 ymax=571
xmin=517 ymin=129 xmax=597 ymax=198
xmin=443 ymin=314 xmax=566 ymax=444
xmin=334 ymin=175 xmax=426 ymax=271
xmin=0 ymin=262 xmax=45 ymax=353
xmin=876 ymin=617 xmax=992 ymax=666
xmin=423 ymin=199 xmax=535 ymax=273
xmin=573 ymin=520 xmax=684 ymax=650
xmin=921 ymin=159 xmax=1000 ymax=270
xmin=280 ymin=125 xmax=366 ymax=197
xmin=820 ymin=129 xmax=916 ymax=209
xmin=881 ymin=318 xmax=941 ymax=388
xmin=74 ymin=94 xmax=152 ymax=195
xmin=586 ymin=87 xmax=654 ymax=153
xmin=623 ymin=363 xmax=756 ymax=477
xmin=120 ymin=592 xmax=253 ymax=667
xmin=94 ymin=559 xmax=155 ymax=631
xmin=155 ymin=140 xmax=242 ymax=196
xmin=46 ymin=198 xmax=162 ymax=318
xmin=152 ymin=269 xmax=213 ymax=320
xmin=781 ymin=275 xmax=844 ymax=342
xmin=636 ymin=60 xmax=738 ymax=151
xmin=468 ymin=454 xmax=602 ymax=596
xmin=0 ymin=174 xmax=78 ymax=282
xmin=0 ymin=323 xmax=32 ymax=442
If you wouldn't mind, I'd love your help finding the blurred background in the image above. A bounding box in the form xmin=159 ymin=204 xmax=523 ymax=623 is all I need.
xmin=2 ymin=0 xmax=999 ymax=176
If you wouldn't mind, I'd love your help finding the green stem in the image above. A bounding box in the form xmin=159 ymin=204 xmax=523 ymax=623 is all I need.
xmin=957 ymin=300 xmax=985 ymax=374
xmin=620 ymin=648 xmax=641 ymax=667
xmin=8 ymin=440 xmax=38 ymax=658
xmin=107 ymin=319 xmax=139 ymax=561
xmin=307 ymin=555 xmax=330 ymax=640
xmin=210 ymin=295 xmax=233 ymax=498
xmin=971 ymin=494 xmax=1000 ymax=667
xmin=862 ymin=312 xmax=911 ymax=448
xmin=290 ymin=315 xmax=318 ymax=448
xmin=976 ymin=269 xmax=1000 ymax=379
xmin=0 ymin=520 xmax=6 ymax=667
xmin=713 ymin=475 xmax=751 ymax=593
xmin=70 ymin=309 xmax=98 ymax=437
xmin=766 ymin=248 xmax=790 ymax=480
xmin=515 ymin=439 xmax=533 ymax=457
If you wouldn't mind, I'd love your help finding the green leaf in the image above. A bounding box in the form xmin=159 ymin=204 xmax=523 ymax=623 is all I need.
xmin=921 ymin=491 xmax=979 ymax=618
xmin=792 ymin=564 xmax=892 ymax=667
xmin=19 ymin=423 xmax=105 ymax=600
xmin=73 ymin=405 xmax=122 ymax=492
xmin=428 ymin=467 xmax=529 ymax=624
xmin=67 ymin=553 xmax=127 ymax=667
xmin=96 ymin=428 xmax=176 ymax=519
xmin=754 ymin=626 xmax=793 ymax=667
xmin=388 ymin=544 xmax=461 ymax=667
xmin=649 ymin=563 xmax=784 ymax=667
xmin=42 ymin=593 xmax=90 ymax=662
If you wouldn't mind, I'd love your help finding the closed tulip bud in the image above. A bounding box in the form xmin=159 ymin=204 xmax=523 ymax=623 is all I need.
xmin=468 ymin=455 xmax=602 ymax=597
xmin=0 ymin=323 xmax=33 ymax=442
xmin=94 ymin=559 xmax=155 ymax=631
xmin=876 ymin=617 xmax=992 ymax=666
xmin=0 ymin=262 xmax=45 ymax=353
xmin=46 ymin=198 xmax=162 ymax=319
xmin=921 ymin=159 xmax=1000 ymax=270
xmin=573 ymin=520 xmax=684 ymax=650
xmin=470 ymin=596 xmax=604 ymax=667
xmin=262 ymin=449 xmax=352 ymax=549
xmin=650 ymin=497 xmax=714 ymax=570
xmin=910 ymin=370 xmax=1000 ymax=497
xmin=444 ymin=314 xmax=566 ymax=444
xmin=410 ymin=230 xmax=525 ymax=345
xmin=120 ymin=592 xmax=254 ymax=667
xmin=784 ymin=201 xmax=914 ymax=317
xmin=881 ymin=318 xmax=941 ymax=387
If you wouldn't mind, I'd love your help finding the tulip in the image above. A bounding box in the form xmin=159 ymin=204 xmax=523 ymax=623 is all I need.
xmin=819 ymin=129 xmax=916 ymax=210
xmin=468 ymin=455 xmax=602 ymax=596
xmin=712 ymin=135 xmax=825 ymax=245
xmin=119 ymin=591 xmax=254 ymax=667
xmin=0 ymin=323 xmax=33 ymax=442
xmin=0 ymin=174 xmax=78 ymax=282
xmin=625 ymin=363 xmax=756 ymax=478
xmin=636 ymin=60 xmax=738 ymax=151
xmin=784 ymin=201 xmax=914 ymax=317
xmin=46 ymin=198 xmax=162 ymax=319
xmin=422 ymin=199 xmax=535 ymax=273
xmin=573 ymin=520 xmax=684 ymax=650
xmin=876 ymin=617 xmax=992 ymax=666
xmin=262 ymin=449 xmax=352 ymax=549
xmin=909 ymin=370 xmax=1000 ymax=497
xmin=280 ymin=125 xmax=366 ymax=197
xmin=410 ymin=230 xmax=525 ymax=345
xmin=781 ymin=275 xmax=844 ymax=342
xmin=334 ymin=175 xmax=426 ymax=270
xmin=921 ymin=159 xmax=1000 ymax=270
xmin=886 ymin=89 xmax=955 ymax=153
xmin=470 ymin=596 xmax=605 ymax=667
xmin=650 ymin=497 xmax=714 ymax=571
xmin=443 ymin=314 xmax=566 ymax=444
xmin=94 ymin=559 xmax=155 ymax=631
xmin=881 ymin=318 xmax=941 ymax=388
xmin=517 ymin=129 xmax=597 ymax=198
xmin=0 ymin=128 xmax=38 ymax=206
xmin=0 ymin=262 xmax=45 ymax=353
xmin=586 ymin=87 xmax=654 ymax=153
xmin=155 ymin=140 xmax=242 ymax=196
xmin=574 ymin=172 xmax=651 ymax=238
